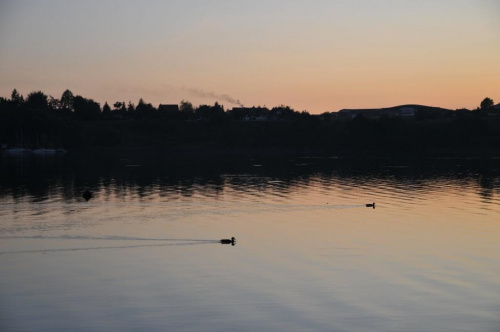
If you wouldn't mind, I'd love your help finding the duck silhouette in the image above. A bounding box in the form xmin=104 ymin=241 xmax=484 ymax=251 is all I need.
xmin=220 ymin=237 xmax=236 ymax=246
xmin=82 ymin=190 xmax=93 ymax=201
xmin=366 ymin=202 xmax=375 ymax=209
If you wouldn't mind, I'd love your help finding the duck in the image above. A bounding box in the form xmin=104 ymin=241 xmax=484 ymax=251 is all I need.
xmin=220 ymin=237 xmax=236 ymax=245
xmin=82 ymin=190 xmax=93 ymax=201
xmin=366 ymin=202 xmax=375 ymax=209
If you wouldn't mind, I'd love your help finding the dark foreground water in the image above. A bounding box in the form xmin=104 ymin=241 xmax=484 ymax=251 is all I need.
xmin=1 ymin=152 xmax=499 ymax=331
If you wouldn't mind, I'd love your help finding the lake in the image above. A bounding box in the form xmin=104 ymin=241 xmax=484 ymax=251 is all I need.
xmin=1 ymin=152 xmax=499 ymax=331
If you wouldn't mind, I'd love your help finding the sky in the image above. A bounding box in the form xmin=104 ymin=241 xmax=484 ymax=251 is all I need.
xmin=0 ymin=0 xmax=499 ymax=114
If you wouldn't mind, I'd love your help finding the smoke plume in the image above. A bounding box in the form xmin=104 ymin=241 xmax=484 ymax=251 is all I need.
xmin=185 ymin=88 xmax=244 ymax=107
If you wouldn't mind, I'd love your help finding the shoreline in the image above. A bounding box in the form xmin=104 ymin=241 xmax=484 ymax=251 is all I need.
xmin=68 ymin=145 xmax=500 ymax=160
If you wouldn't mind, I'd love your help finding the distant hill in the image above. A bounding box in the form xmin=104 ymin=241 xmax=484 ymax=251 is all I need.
xmin=336 ymin=104 xmax=454 ymax=118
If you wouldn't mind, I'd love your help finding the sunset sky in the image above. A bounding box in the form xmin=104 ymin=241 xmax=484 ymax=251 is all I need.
xmin=1 ymin=0 xmax=499 ymax=114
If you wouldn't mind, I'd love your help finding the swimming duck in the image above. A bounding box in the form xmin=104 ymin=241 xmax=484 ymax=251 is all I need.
xmin=366 ymin=202 xmax=375 ymax=209
xmin=220 ymin=237 xmax=236 ymax=245
xmin=82 ymin=190 xmax=93 ymax=201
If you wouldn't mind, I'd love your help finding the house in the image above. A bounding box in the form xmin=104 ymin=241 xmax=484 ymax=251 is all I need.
xmin=486 ymin=103 xmax=500 ymax=116
xmin=231 ymin=107 xmax=270 ymax=121
xmin=157 ymin=104 xmax=179 ymax=113
xmin=337 ymin=108 xmax=398 ymax=119
xmin=398 ymin=107 xmax=416 ymax=117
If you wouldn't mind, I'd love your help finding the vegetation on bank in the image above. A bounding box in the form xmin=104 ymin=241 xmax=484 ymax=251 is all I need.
xmin=1 ymin=89 xmax=499 ymax=156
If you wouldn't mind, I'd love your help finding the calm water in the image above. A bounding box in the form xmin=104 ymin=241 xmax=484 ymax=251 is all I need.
xmin=1 ymin=153 xmax=499 ymax=331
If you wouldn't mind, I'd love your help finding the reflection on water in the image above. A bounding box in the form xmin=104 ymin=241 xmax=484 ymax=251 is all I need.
xmin=1 ymin=152 xmax=499 ymax=202
xmin=0 ymin=153 xmax=499 ymax=331
xmin=0 ymin=235 xmax=234 ymax=255
xmin=0 ymin=240 xmax=221 ymax=255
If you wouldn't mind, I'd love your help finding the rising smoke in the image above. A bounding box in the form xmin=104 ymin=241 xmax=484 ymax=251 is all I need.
xmin=185 ymin=88 xmax=244 ymax=107
xmin=111 ymin=85 xmax=245 ymax=107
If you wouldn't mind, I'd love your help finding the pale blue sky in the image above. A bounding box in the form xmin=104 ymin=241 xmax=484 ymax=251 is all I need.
xmin=1 ymin=0 xmax=499 ymax=113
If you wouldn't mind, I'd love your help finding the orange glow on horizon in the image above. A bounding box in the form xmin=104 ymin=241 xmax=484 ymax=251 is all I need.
xmin=0 ymin=1 xmax=498 ymax=113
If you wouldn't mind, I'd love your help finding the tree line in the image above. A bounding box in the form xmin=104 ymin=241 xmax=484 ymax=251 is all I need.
xmin=1 ymin=89 xmax=313 ymax=122
xmin=1 ymin=89 xmax=499 ymax=155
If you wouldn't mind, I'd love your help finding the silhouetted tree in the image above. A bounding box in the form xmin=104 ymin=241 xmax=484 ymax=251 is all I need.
xmin=300 ymin=110 xmax=311 ymax=118
xmin=213 ymin=101 xmax=224 ymax=114
xmin=180 ymin=100 xmax=194 ymax=113
xmin=0 ymin=96 xmax=9 ymax=116
xmin=135 ymin=98 xmax=146 ymax=118
xmin=127 ymin=101 xmax=135 ymax=113
xmin=480 ymin=97 xmax=494 ymax=110
xmin=26 ymin=91 xmax=49 ymax=110
xmin=178 ymin=100 xmax=194 ymax=121
xmin=60 ymin=89 xmax=74 ymax=111
xmin=112 ymin=101 xmax=127 ymax=119
xmin=102 ymin=102 xmax=111 ymax=119
xmin=135 ymin=98 xmax=156 ymax=119
xmin=137 ymin=98 xmax=145 ymax=106
xmin=270 ymin=105 xmax=298 ymax=120
xmin=103 ymin=102 xmax=111 ymax=113
xmin=195 ymin=102 xmax=226 ymax=122
xmin=73 ymin=95 xmax=101 ymax=120
xmin=113 ymin=102 xmax=123 ymax=110
xmin=10 ymin=89 xmax=24 ymax=106
xmin=48 ymin=95 xmax=60 ymax=110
